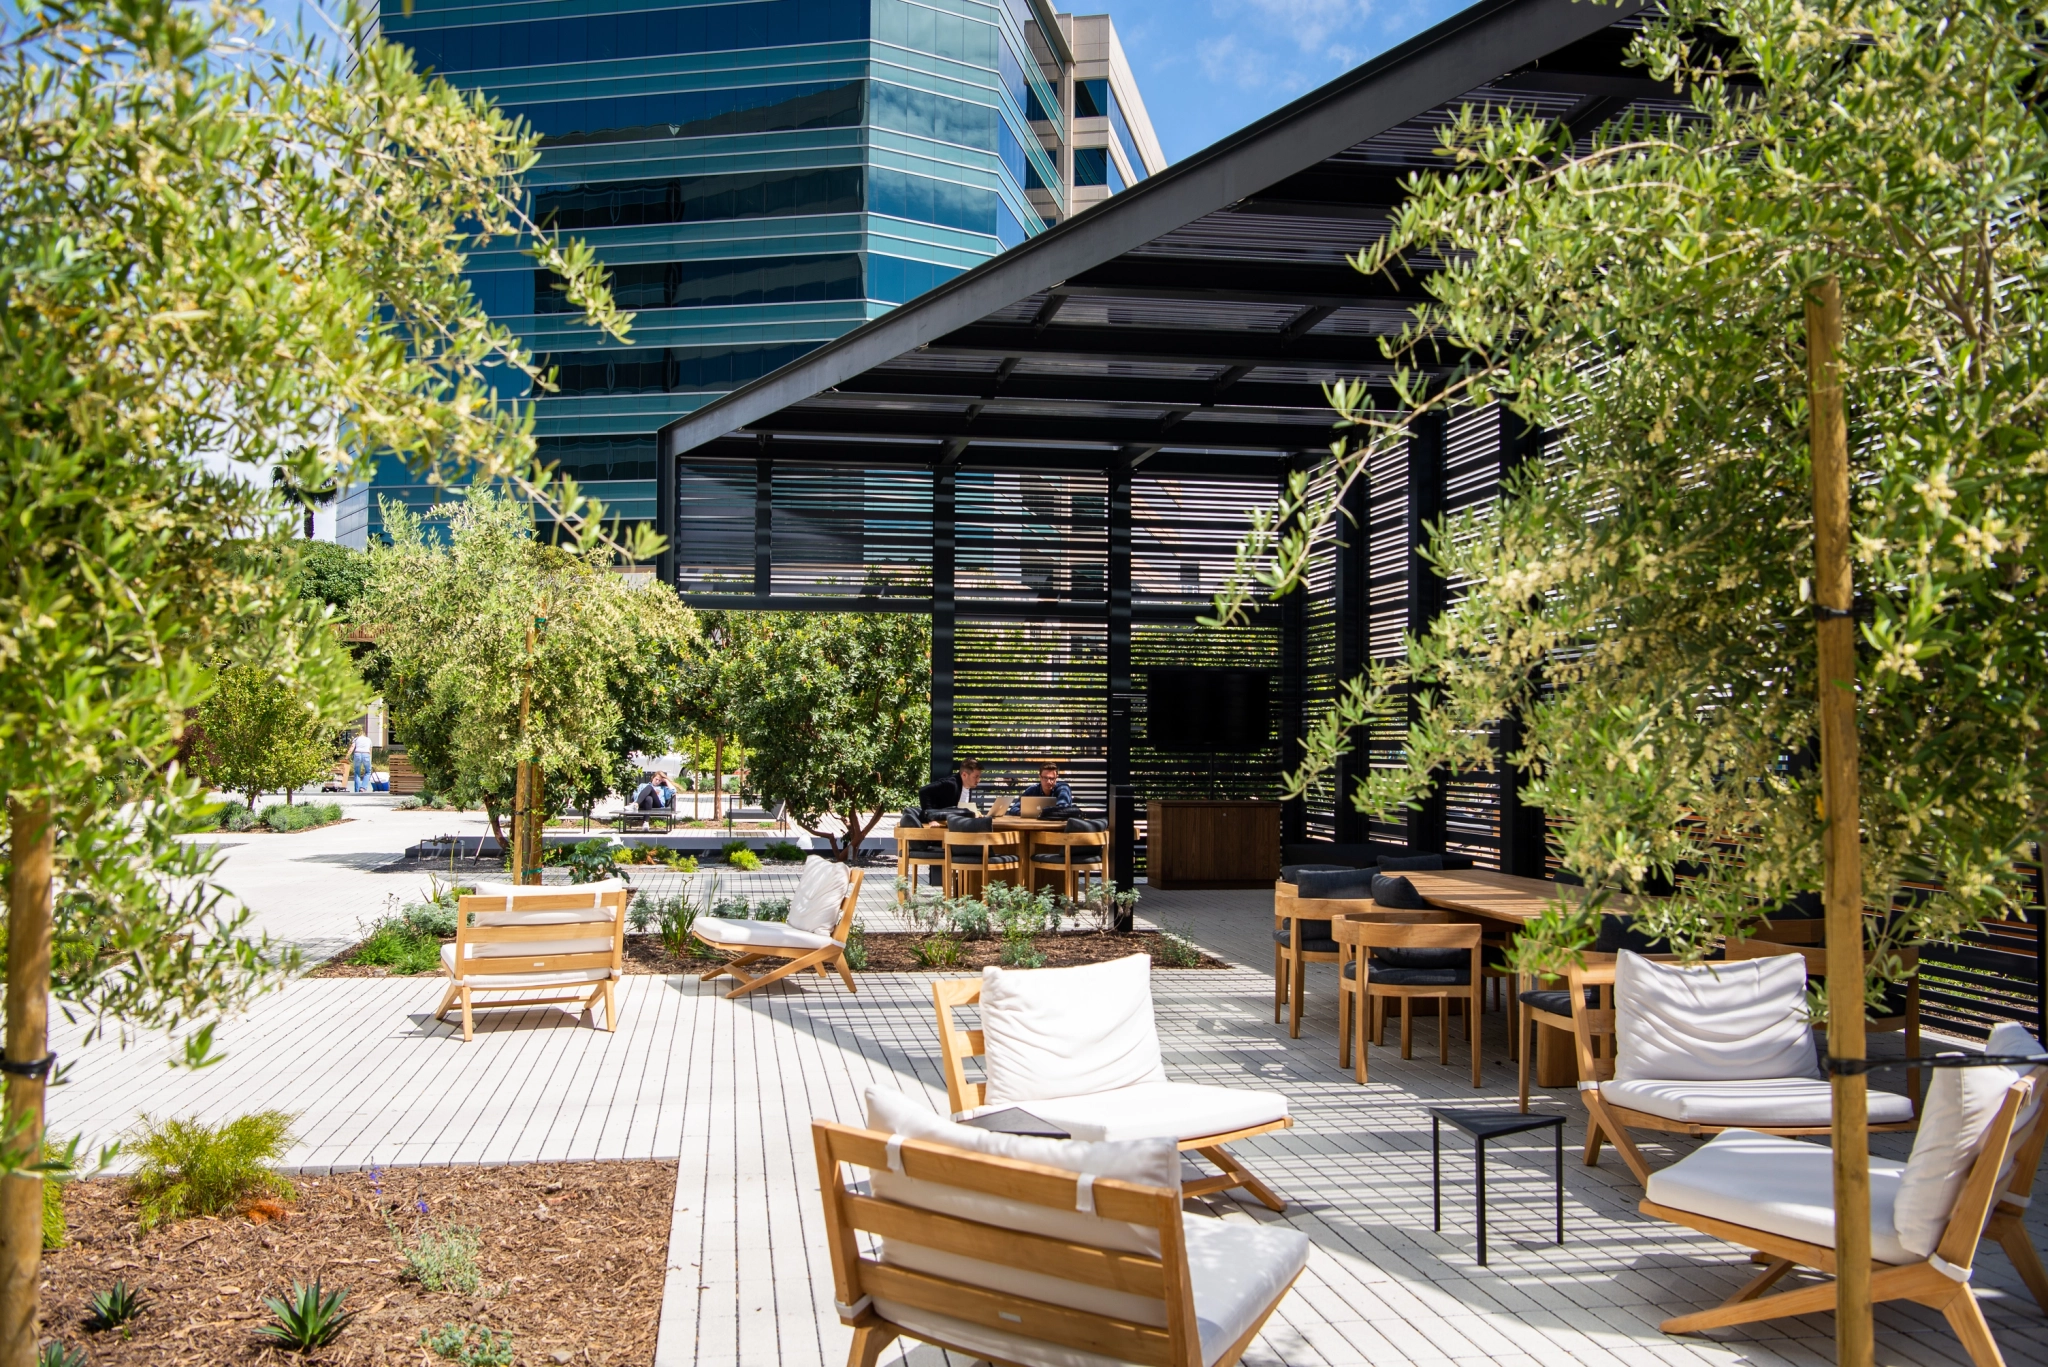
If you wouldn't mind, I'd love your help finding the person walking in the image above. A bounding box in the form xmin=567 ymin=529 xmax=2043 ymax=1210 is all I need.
xmin=349 ymin=731 xmax=374 ymax=793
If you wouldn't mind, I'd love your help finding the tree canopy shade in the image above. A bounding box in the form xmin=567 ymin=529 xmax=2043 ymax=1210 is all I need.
xmin=0 ymin=0 xmax=635 ymax=1351
xmin=360 ymin=492 xmax=698 ymax=846
xmin=701 ymin=611 xmax=931 ymax=859
xmin=1221 ymin=0 xmax=2048 ymax=988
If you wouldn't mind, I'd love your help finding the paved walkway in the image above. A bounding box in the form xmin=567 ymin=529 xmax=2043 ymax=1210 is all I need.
xmin=50 ymin=845 xmax=2048 ymax=1367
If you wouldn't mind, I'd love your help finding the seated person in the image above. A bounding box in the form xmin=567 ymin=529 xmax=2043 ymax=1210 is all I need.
xmin=633 ymin=772 xmax=678 ymax=812
xmin=917 ymin=759 xmax=982 ymax=815
xmin=1007 ymin=761 xmax=1075 ymax=816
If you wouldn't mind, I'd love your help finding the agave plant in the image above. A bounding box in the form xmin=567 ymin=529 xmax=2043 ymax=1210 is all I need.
xmin=38 ymin=1343 xmax=86 ymax=1367
xmin=87 ymin=1278 xmax=149 ymax=1330
xmin=256 ymin=1279 xmax=354 ymax=1352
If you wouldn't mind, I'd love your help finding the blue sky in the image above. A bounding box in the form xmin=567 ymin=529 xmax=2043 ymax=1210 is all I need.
xmin=1096 ymin=0 xmax=1471 ymax=162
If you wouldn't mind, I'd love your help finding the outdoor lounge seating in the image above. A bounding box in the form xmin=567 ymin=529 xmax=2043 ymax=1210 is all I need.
xmin=815 ymin=1085 xmax=1310 ymax=1367
xmin=1641 ymin=1023 xmax=2047 ymax=1367
xmin=691 ymin=856 xmax=864 ymax=999
xmin=1272 ymin=865 xmax=1376 ymax=1038
xmin=941 ymin=818 xmax=1022 ymax=898
xmin=1725 ymin=937 xmax=1922 ymax=1098
xmin=1575 ymin=950 xmax=1917 ymax=1184
xmin=436 ymin=881 xmax=631 ymax=1042
xmin=892 ymin=812 xmax=945 ymax=902
xmin=934 ymin=954 xmax=1294 ymax=1211
xmin=1028 ymin=819 xmax=1110 ymax=899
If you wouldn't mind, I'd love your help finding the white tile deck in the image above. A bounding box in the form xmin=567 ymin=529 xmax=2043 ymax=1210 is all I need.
xmin=46 ymin=864 xmax=2048 ymax=1367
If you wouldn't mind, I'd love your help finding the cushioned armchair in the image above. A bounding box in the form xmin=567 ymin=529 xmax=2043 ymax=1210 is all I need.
xmin=1576 ymin=951 xmax=1917 ymax=1184
xmin=1642 ymin=1024 xmax=2047 ymax=1367
xmin=1271 ymin=864 xmax=1376 ymax=1038
xmin=934 ymin=955 xmax=1294 ymax=1211
xmin=1029 ymin=817 xmax=1110 ymax=899
xmin=1333 ymin=914 xmax=1484 ymax=1087
xmin=438 ymin=881 xmax=631 ymax=1042
xmin=941 ymin=815 xmax=1021 ymax=898
xmin=817 ymin=1085 xmax=1310 ymax=1367
xmin=691 ymin=857 xmax=865 ymax=999
xmin=891 ymin=810 xmax=945 ymax=903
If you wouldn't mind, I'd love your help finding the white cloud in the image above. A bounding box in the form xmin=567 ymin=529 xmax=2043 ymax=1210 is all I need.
xmin=1197 ymin=33 xmax=1275 ymax=90
xmin=1231 ymin=0 xmax=1378 ymax=56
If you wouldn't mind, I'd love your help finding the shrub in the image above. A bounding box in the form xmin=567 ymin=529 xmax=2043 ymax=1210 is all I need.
xmin=87 ymin=1279 xmax=149 ymax=1331
xmin=947 ymin=898 xmax=990 ymax=939
xmin=843 ymin=921 xmax=868 ymax=971
xmin=662 ymin=851 xmax=699 ymax=872
xmin=762 ymin=840 xmax=806 ymax=863
xmin=128 ymin=1111 xmax=295 ymax=1230
xmin=257 ymin=1280 xmax=354 ymax=1352
xmin=394 ymin=795 xmax=424 ymax=811
xmin=1063 ymin=881 xmax=1140 ymax=935
xmin=723 ymin=843 xmax=760 ymax=871
xmin=424 ymin=1324 xmax=515 ymax=1366
xmin=345 ymin=890 xmax=459 ymax=975
xmin=910 ymin=934 xmax=962 ymax=969
xmin=38 ymin=1344 xmax=84 ymax=1367
xmin=397 ymin=1221 xmax=482 ymax=1294
xmin=1150 ymin=925 xmax=1205 ymax=969
xmin=749 ymin=898 xmax=790 ymax=923
xmin=554 ymin=837 xmax=627 ymax=884
xmin=986 ymin=884 xmax=1056 ymax=939
xmin=42 ymin=1180 xmax=64 ymax=1250
xmin=997 ymin=936 xmax=1046 ymax=969
xmin=215 ymin=803 xmax=257 ymax=832
xmin=259 ymin=801 xmax=343 ymax=833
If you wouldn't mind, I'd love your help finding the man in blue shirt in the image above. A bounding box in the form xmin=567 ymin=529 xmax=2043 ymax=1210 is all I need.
xmin=1008 ymin=761 xmax=1074 ymax=815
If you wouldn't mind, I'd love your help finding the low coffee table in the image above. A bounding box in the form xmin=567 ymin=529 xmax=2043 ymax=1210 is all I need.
xmin=1429 ymin=1107 xmax=1565 ymax=1265
xmin=960 ymin=1107 xmax=1070 ymax=1139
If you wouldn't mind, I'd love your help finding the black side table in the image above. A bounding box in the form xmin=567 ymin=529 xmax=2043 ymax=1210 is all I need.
xmin=1429 ymin=1107 xmax=1565 ymax=1265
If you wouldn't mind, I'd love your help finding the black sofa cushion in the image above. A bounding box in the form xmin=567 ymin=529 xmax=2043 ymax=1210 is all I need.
xmin=1344 ymin=960 xmax=1470 ymax=986
xmin=1375 ymin=853 xmax=1477 ymax=873
xmin=1373 ymin=946 xmax=1469 ymax=970
xmin=1370 ymin=873 xmax=1431 ymax=910
xmin=1034 ymin=848 xmax=1104 ymax=864
xmin=1520 ymin=987 xmax=1599 ymax=1016
xmin=1064 ymin=817 xmax=1109 ymax=832
xmin=1273 ymin=920 xmax=1338 ymax=953
xmin=1295 ymin=867 xmax=1380 ymax=900
xmin=1280 ymin=863 xmax=1351 ymax=885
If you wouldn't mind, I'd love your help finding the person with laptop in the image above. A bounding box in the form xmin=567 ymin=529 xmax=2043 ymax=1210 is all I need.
xmin=917 ymin=758 xmax=982 ymax=814
xmin=1007 ymin=761 xmax=1074 ymax=816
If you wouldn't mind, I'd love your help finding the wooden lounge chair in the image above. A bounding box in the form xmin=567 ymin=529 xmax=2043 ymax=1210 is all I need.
xmin=436 ymin=881 xmax=631 ymax=1042
xmin=692 ymin=857 xmax=865 ymax=999
xmin=1725 ymin=938 xmax=1922 ymax=1103
xmin=934 ymin=954 xmax=1294 ymax=1211
xmin=1642 ymin=1060 xmax=2046 ymax=1367
xmin=1573 ymin=952 xmax=1917 ymax=1184
xmin=817 ymin=1086 xmax=1311 ymax=1367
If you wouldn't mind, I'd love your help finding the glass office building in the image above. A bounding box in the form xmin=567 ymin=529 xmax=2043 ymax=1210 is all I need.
xmin=339 ymin=0 xmax=1165 ymax=546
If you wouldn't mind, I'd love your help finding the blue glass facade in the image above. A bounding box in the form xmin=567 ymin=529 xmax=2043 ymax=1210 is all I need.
xmin=342 ymin=0 xmax=1069 ymax=544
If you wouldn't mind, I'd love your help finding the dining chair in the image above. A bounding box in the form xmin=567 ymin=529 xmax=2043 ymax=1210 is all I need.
xmin=891 ymin=814 xmax=946 ymax=904
xmin=1334 ymin=914 xmax=1483 ymax=1086
xmin=941 ymin=825 xmax=1023 ymax=898
xmin=1027 ymin=824 xmax=1108 ymax=899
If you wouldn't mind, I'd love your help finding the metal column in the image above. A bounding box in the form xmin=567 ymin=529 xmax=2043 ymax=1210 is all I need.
xmin=1497 ymin=409 xmax=1549 ymax=876
xmin=932 ymin=465 xmax=956 ymax=781
xmin=1406 ymin=412 xmax=1448 ymax=855
xmin=1331 ymin=472 xmax=1371 ymax=844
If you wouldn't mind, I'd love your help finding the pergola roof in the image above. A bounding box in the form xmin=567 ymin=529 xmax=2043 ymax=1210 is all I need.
xmin=656 ymin=0 xmax=1674 ymax=505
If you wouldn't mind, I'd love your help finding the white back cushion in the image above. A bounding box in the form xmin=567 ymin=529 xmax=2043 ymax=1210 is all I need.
xmin=980 ymin=955 xmax=1168 ymax=1106
xmin=1893 ymin=1023 xmax=2045 ymax=1257
xmin=864 ymin=1086 xmax=1178 ymax=1329
xmin=1615 ymin=950 xmax=1821 ymax=1084
xmin=787 ymin=856 xmax=849 ymax=935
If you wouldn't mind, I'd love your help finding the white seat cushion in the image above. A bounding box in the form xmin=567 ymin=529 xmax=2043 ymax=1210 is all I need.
xmin=1602 ymin=1076 xmax=1916 ymax=1127
xmin=961 ymin=1082 xmax=1289 ymax=1144
xmin=1894 ymin=1022 xmax=2045 ymax=1256
xmin=1615 ymin=951 xmax=1822 ymax=1084
xmin=980 ymin=955 xmax=1169 ymax=1106
xmin=690 ymin=916 xmax=838 ymax=952
xmin=863 ymin=1087 xmax=1307 ymax=1367
xmin=1646 ymin=1128 xmax=1917 ymax=1265
xmin=438 ymin=943 xmax=614 ymax=989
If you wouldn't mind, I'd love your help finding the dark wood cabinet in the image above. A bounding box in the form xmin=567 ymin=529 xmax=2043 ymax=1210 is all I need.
xmin=1144 ymin=800 xmax=1281 ymax=889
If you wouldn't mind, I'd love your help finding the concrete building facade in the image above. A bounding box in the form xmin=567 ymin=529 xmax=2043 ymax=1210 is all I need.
xmin=340 ymin=1 xmax=1167 ymax=546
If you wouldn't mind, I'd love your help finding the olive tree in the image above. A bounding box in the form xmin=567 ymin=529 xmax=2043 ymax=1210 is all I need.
xmin=0 ymin=0 xmax=636 ymax=1351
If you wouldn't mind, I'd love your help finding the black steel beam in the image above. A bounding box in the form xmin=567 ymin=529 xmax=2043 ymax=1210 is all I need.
xmin=1495 ymin=407 xmax=1549 ymax=877
xmin=1107 ymin=464 xmax=1133 ymax=792
xmin=685 ymin=436 xmax=1302 ymax=475
xmin=1331 ymin=470 xmax=1370 ymax=844
xmin=752 ymin=448 xmax=771 ymax=596
xmin=926 ymin=323 xmax=1442 ymax=370
xmin=654 ymin=431 xmax=677 ymax=587
xmin=674 ymin=592 xmax=1285 ymax=624
xmin=1406 ymin=410 xmax=1448 ymax=854
xmin=932 ymin=467 xmax=956 ymax=782
xmin=1054 ymin=257 xmax=1431 ymax=308
xmin=832 ymin=369 xmax=1387 ymax=413
xmin=747 ymin=407 xmax=1339 ymax=452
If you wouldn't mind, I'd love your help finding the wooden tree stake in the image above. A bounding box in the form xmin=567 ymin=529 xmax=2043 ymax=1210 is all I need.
xmin=1808 ymin=275 xmax=1873 ymax=1367
xmin=1 ymin=797 xmax=55 ymax=1367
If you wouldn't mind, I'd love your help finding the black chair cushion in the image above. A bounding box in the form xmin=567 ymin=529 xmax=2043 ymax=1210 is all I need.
xmin=1375 ymin=853 xmax=1477 ymax=873
xmin=1520 ymin=987 xmax=1598 ymax=1016
xmin=1282 ymin=842 xmax=1405 ymax=867
xmin=1296 ymin=867 xmax=1380 ymax=899
xmin=950 ymin=850 xmax=1019 ymax=867
xmin=1344 ymin=960 xmax=1471 ymax=986
xmin=1064 ymin=817 xmax=1109 ymax=832
xmin=1370 ymin=873 xmax=1431 ymax=910
xmin=906 ymin=842 xmax=943 ymax=857
xmin=1280 ymin=863 xmax=1353 ymax=885
xmin=946 ymin=814 xmax=993 ymax=833
xmin=1033 ymin=848 xmax=1103 ymax=863
xmin=1273 ymin=920 xmax=1338 ymax=953
xmin=1373 ymin=946 xmax=1468 ymax=970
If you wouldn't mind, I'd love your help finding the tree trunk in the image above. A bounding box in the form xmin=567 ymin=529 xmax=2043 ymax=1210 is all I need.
xmin=713 ymin=736 xmax=725 ymax=826
xmin=523 ymin=765 xmax=545 ymax=886
xmin=1 ymin=797 xmax=55 ymax=1367
xmin=1808 ymin=276 xmax=1872 ymax=1367
xmin=485 ymin=796 xmax=507 ymax=852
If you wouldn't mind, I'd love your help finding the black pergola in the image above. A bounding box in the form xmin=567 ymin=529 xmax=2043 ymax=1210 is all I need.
xmin=654 ymin=0 xmax=1671 ymax=869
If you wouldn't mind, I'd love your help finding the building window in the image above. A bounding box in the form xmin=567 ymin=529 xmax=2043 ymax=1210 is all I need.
xmin=1074 ymin=79 xmax=1146 ymax=182
xmin=503 ymin=81 xmax=865 ymax=150
xmin=531 ymin=342 xmax=824 ymax=396
xmin=393 ymin=0 xmax=870 ymax=76
xmin=530 ymin=166 xmax=863 ymax=232
xmin=534 ymin=254 xmax=863 ymax=314
xmin=1074 ymin=146 xmax=1110 ymax=187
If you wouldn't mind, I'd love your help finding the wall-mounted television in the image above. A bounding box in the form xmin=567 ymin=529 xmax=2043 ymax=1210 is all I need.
xmin=1145 ymin=668 xmax=1272 ymax=753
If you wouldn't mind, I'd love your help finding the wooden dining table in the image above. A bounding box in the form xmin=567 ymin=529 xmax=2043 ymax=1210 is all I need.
xmin=1400 ymin=870 xmax=1637 ymax=1086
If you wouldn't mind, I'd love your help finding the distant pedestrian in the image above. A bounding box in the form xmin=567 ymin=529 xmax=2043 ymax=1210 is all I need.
xmin=349 ymin=732 xmax=374 ymax=792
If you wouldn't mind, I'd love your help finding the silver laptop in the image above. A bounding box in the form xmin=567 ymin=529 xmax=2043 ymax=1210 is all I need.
xmin=1018 ymin=794 xmax=1055 ymax=818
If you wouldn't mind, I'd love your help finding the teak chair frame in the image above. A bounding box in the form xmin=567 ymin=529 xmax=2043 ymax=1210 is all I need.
xmin=814 ymin=1119 xmax=1301 ymax=1367
xmin=1271 ymin=879 xmax=1353 ymax=1040
xmin=693 ymin=869 xmax=865 ymax=999
xmin=1644 ymin=1076 xmax=2044 ymax=1367
xmin=933 ymin=978 xmax=1294 ymax=1212
xmin=437 ymin=888 xmax=630 ymax=1042
xmin=1028 ymin=829 xmax=1110 ymax=900
xmin=1333 ymin=915 xmax=1484 ymax=1088
xmin=893 ymin=823 xmax=946 ymax=904
xmin=1569 ymin=960 xmax=1916 ymax=1186
xmin=942 ymin=829 xmax=1023 ymax=899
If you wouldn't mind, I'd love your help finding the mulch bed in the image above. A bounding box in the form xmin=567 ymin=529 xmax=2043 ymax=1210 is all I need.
xmin=316 ymin=931 xmax=1222 ymax=977
xmin=41 ymin=1160 xmax=675 ymax=1366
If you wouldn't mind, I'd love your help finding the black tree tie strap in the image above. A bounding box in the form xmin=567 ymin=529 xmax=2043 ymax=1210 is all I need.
xmin=0 ymin=1053 xmax=56 ymax=1081
xmin=1829 ymin=1052 xmax=2048 ymax=1076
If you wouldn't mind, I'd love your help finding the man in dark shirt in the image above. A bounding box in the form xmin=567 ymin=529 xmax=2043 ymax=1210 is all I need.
xmin=918 ymin=759 xmax=983 ymax=814
xmin=1008 ymin=761 xmax=1074 ymax=815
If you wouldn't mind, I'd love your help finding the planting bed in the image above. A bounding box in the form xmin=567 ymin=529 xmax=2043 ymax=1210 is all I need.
xmin=41 ymin=1159 xmax=674 ymax=1365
